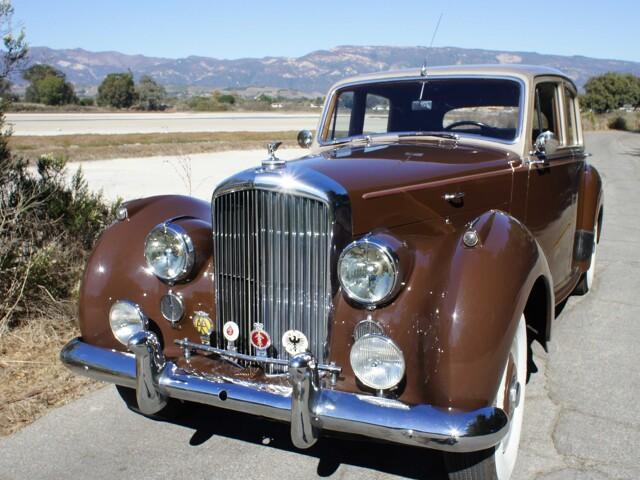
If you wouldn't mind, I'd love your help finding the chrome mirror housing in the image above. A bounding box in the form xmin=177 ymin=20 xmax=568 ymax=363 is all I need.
xmin=297 ymin=129 xmax=313 ymax=149
xmin=534 ymin=131 xmax=559 ymax=157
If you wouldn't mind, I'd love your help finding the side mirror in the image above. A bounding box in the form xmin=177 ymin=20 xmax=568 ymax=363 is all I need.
xmin=534 ymin=131 xmax=559 ymax=158
xmin=297 ymin=129 xmax=313 ymax=149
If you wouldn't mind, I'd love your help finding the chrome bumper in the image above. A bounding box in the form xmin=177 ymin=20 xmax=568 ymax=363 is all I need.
xmin=60 ymin=333 xmax=509 ymax=453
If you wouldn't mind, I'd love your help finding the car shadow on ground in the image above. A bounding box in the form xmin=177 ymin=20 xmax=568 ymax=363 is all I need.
xmin=153 ymin=399 xmax=447 ymax=479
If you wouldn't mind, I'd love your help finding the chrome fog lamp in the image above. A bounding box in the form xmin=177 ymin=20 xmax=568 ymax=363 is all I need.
xmin=144 ymin=222 xmax=194 ymax=282
xmin=109 ymin=300 xmax=147 ymax=346
xmin=350 ymin=334 xmax=405 ymax=390
xmin=338 ymin=239 xmax=398 ymax=305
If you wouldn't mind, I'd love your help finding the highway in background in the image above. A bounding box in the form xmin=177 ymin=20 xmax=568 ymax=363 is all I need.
xmin=5 ymin=112 xmax=320 ymax=136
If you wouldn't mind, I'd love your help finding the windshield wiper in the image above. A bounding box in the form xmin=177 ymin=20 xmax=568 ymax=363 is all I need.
xmin=397 ymin=131 xmax=460 ymax=141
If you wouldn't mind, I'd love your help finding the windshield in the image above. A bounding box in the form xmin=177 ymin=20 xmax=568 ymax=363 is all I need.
xmin=322 ymin=78 xmax=522 ymax=143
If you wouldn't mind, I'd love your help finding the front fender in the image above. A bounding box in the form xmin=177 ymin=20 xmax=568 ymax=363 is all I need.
xmin=329 ymin=211 xmax=553 ymax=410
xmin=78 ymin=195 xmax=213 ymax=356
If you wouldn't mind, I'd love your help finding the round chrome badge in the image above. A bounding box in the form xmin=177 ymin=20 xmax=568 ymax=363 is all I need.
xmin=160 ymin=293 xmax=184 ymax=324
xmin=282 ymin=330 xmax=309 ymax=355
xmin=223 ymin=321 xmax=240 ymax=342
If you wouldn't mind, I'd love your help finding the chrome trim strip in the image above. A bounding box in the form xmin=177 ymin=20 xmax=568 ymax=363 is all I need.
xmin=61 ymin=337 xmax=510 ymax=453
xmin=175 ymin=338 xmax=341 ymax=375
xmin=316 ymin=75 xmax=527 ymax=148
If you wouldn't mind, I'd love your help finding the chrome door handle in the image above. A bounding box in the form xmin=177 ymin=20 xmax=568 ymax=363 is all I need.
xmin=443 ymin=192 xmax=465 ymax=201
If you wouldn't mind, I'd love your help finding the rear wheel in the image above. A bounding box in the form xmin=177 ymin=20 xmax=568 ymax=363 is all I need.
xmin=444 ymin=314 xmax=527 ymax=479
xmin=116 ymin=385 xmax=183 ymax=419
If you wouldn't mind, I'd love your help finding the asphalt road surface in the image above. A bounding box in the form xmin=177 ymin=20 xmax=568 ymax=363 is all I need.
xmin=1 ymin=132 xmax=639 ymax=479
xmin=4 ymin=112 xmax=320 ymax=136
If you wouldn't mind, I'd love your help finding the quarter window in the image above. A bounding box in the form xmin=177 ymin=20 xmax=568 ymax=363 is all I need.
xmin=533 ymin=82 xmax=559 ymax=143
xmin=329 ymin=91 xmax=353 ymax=140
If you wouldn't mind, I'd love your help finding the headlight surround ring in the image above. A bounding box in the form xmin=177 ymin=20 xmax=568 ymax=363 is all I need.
xmin=338 ymin=238 xmax=400 ymax=306
xmin=109 ymin=300 xmax=147 ymax=346
xmin=144 ymin=222 xmax=195 ymax=282
xmin=350 ymin=333 xmax=406 ymax=391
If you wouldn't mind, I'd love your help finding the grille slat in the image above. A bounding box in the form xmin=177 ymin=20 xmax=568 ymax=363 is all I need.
xmin=214 ymin=189 xmax=331 ymax=363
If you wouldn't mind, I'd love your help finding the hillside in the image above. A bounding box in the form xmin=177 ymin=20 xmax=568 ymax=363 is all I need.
xmin=25 ymin=45 xmax=640 ymax=92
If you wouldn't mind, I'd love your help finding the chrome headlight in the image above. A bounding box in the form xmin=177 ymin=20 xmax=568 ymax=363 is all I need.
xmin=338 ymin=239 xmax=398 ymax=305
xmin=350 ymin=334 xmax=405 ymax=390
xmin=109 ymin=300 xmax=146 ymax=346
xmin=144 ymin=222 xmax=194 ymax=282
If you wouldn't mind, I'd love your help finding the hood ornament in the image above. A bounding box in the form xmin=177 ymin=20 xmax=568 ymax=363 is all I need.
xmin=262 ymin=141 xmax=286 ymax=170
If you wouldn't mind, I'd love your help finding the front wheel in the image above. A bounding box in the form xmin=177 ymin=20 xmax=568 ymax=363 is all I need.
xmin=444 ymin=314 xmax=527 ymax=479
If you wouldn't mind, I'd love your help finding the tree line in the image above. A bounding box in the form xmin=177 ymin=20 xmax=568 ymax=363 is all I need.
xmin=8 ymin=63 xmax=640 ymax=114
xmin=18 ymin=64 xmax=167 ymax=110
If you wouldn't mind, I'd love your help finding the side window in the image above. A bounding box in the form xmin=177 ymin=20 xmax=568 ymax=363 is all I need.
xmin=532 ymin=82 xmax=559 ymax=143
xmin=563 ymin=87 xmax=580 ymax=146
xmin=363 ymin=94 xmax=389 ymax=134
xmin=328 ymin=91 xmax=354 ymax=140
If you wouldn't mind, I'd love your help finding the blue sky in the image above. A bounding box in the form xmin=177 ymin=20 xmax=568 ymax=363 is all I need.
xmin=12 ymin=0 xmax=640 ymax=62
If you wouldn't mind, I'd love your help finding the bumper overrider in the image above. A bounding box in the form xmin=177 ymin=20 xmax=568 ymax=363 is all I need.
xmin=60 ymin=331 xmax=509 ymax=452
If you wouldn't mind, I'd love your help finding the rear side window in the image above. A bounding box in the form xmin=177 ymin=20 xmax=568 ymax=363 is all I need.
xmin=563 ymin=87 xmax=580 ymax=146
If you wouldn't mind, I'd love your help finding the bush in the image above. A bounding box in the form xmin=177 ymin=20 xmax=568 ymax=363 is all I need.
xmin=136 ymin=75 xmax=167 ymax=111
xmin=97 ymin=72 xmax=136 ymax=109
xmin=78 ymin=97 xmax=94 ymax=106
xmin=185 ymin=95 xmax=230 ymax=112
xmin=608 ymin=116 xmax=628 ymax=131
xmin=23 ymin=64 xmax=77 ymax=105
xmin=581 ymin=72 xmax=640 ymax=114
xmin=0 ymin=151 xmax=118 ymax=331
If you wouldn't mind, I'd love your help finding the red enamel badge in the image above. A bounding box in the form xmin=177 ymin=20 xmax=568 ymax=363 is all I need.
xmin=250 ymin=324 xmax=271 ymax=350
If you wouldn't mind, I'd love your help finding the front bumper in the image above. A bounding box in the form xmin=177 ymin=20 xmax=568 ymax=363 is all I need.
xmin=60 ymin=333 xmax=509 ymax=453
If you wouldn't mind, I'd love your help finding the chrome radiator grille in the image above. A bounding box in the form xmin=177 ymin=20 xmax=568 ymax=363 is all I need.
xmin=213 ymin=189 xmax=332 ymax=363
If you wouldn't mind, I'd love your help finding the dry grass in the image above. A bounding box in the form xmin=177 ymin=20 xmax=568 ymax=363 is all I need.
xmin=582 ymin=111 xmax=640 ymax=132
xmin=0 ymin=313 xmax=101 ymax=436
xmin=8 ymin=130 xmax=300 ymax=163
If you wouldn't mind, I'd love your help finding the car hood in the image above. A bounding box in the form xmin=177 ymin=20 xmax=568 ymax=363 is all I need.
xmin=216 ymin=141 xmax=516 ymax=235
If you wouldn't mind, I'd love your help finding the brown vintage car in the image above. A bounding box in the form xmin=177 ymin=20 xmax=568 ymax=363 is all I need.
xmin=61 ymin=65 xmax=603 ymax=479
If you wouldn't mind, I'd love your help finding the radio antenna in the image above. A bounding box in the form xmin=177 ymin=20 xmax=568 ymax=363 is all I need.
xmin=421 ymin=11 xmax=444 ymax=77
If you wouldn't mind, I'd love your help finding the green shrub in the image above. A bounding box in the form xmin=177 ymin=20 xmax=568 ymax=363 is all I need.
xmin=185 ymin=95 xmax=230 ymax=112
xmin=608 ymin=116 xmax=628 ymax=131
xmin=97 ymin=72 xmax=136 ymax=109
xmin=0 ymin=151 xmax=119 ymax=331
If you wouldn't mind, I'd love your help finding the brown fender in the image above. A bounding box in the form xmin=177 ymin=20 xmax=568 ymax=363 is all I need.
xmin=78 ymin=195 xmax=214 ymax=357
xmin=328 ymin=210 xmax=553 ymax=410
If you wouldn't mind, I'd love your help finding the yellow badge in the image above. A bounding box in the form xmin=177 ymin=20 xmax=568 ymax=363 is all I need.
xmin=193 ymin=311 xmax=213 ymax=336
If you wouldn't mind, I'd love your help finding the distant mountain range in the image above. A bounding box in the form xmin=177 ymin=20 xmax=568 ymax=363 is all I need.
xmin=23 ymin=45 xmax=640 ymax=94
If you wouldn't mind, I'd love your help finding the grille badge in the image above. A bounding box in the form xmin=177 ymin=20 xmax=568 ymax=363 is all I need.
xmin=250 ymin=323 xmax=271 ymax=357
xmin=282 ymin=330 xmax=309 ymax=355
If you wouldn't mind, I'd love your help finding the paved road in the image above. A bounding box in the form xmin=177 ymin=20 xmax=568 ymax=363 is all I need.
xmin=1 ymin=132 xmax=639 ymax=479
xmin=4 ymin=112 xmax=320 ymax=136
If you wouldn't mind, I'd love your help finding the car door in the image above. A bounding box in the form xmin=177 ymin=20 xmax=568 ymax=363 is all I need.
xmin=525 ymin=79 xmax=584 ymax=291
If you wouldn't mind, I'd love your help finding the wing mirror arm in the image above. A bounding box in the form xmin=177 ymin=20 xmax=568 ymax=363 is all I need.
xmin=531 ymin=131 xmax=559 ymax=165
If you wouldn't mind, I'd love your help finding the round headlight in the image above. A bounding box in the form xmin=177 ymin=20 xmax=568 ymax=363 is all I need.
xmin=338 ymin=239 xmax=398 ymax=305
xmin=144 ymin=222 xmax=194 ymax=282
xmin=350 ymin=334 xmax=405 ymax=390
xmin=109 ymin=300 xmax=146 ymax=346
